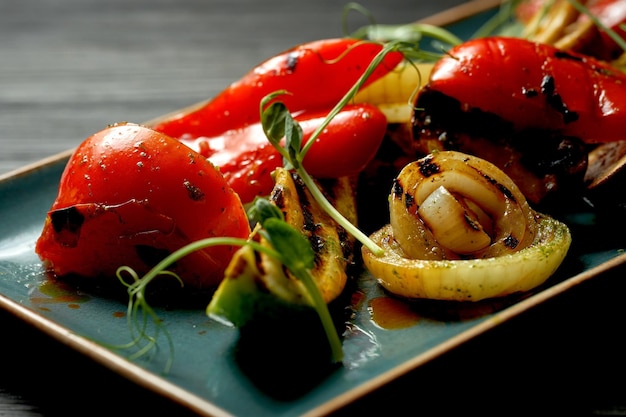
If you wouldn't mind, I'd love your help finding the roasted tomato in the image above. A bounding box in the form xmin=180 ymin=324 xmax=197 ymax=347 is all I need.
xmin=36 ymin=123 xmax=251 ymax=290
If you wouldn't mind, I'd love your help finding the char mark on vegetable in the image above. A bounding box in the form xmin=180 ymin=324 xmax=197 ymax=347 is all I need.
xmin=464 ymin=213 xmax=482 ymax=231
xmin=522 ymin=87 xmax=538 ymax=98
xmin=540 ymin=75 xmax=579 ymax=124
xmin=404 ymin=193 xmax=415 ymax=210
xmin=291 ymin=172 xmax=320 ymax=234
xmin=417 ymin=155 xmax=440 ymax=177
xmin=183 ymin=180 xmax=205 ymax=201
xmin=503 ymin=235 xmax=519 ymax=250
xmin=309 ymin=235 xmax=325 ymax=256
xmin=554 ymin=51 xmax=584 ymax=63
xmin=391 ymin=178 xmax=403 ymax=199
xmin=482 ymin=174 xmax=516 ymax=202
xmin=286 ymin=52 xmax=299 ymax=73
xmin=337 ymin=227 xmax=353 ymax=262
xmin=49 ymin=206 xmax=85 ymax=247
xmin=271 ymin=186 xmax=286 ymax=211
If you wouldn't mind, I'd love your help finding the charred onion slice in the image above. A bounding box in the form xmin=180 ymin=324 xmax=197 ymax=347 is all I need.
xmin=362 ymin=216 xmax=571 ymax=301
xmin=363 ymin=150 xmax=571 ymax=301
xmin=389 ymin=151 xmax=538 ymax=259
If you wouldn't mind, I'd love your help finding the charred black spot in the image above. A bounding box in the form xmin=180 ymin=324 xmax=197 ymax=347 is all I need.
xmin=392 ymin=178 xmax=403 ymax=198
xmin=482 ymin=174 xmax=516 ymax=202
xmin=286 ymin=52 xmax=299 ymax=72
xmin=291 ymin=172 xmax=319 ymax=233
xmin=337 ymin=227 xmax=353 ymax=261
xmin=309 ymin=235 xmax=325 ymax=258
xmin=418 ymin=156 xmax=440 ymax=177
xmin=522 ymin=87 xmax=538 ymax=98
xmin=404 ymin=193 xmax=415 ymax=210
xmin=496 ymin=183 xmax=515 ymax=201
xmin=541 ymin=75 xmax=579 ymax=124
xmin=50 ymin=206 xmax=84 ymax=234
xmin=503 ymin=235 xmax=519 ymax=249
xmin=540 ymin=75 xmax=555 ymax=96
xmin=554 ymin=50 xmax=584 ymax=62
xmin=183 ymin=180 xmax=205 ymax=201
xmin=464 ymin=213 xmax=481 ymax=231
xmin=135 ymin=245 xmax=173 ymax=268
xmin=48 ymin=206 xmax=85 ymax=248
xmin=270 ymin=186 xmax=286 ymax=210
xmin=302 ymin=213 xmax=318 ymax=233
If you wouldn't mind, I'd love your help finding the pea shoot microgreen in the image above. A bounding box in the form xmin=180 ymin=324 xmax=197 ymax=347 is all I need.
xmin=112 ymin=196 xmax=345 ymax=368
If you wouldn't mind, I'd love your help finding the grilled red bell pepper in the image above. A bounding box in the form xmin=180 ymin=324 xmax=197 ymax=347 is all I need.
xmin=181 ymin=103 xmax=388 ymax=204
xmin=152 ymin=38 xmax=403 ymax=139
xmin=421 ymin=36 xmax=626 ymax=144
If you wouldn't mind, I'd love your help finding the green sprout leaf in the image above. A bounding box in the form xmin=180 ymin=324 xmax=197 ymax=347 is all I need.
xmin=247 ymin=196 xmax=284 ymax=224
xmin=260 ymin=217 xmax=315 ymax=273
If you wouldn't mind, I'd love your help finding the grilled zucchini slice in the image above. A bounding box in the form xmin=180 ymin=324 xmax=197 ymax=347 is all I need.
xmin=207 ymin=168 xmax=358 ymax=327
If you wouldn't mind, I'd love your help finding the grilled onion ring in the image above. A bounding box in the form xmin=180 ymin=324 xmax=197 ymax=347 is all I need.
xmin=362 ymin=151 xmax=571 ymax=301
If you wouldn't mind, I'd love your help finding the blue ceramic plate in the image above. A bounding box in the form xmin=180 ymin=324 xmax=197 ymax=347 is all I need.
xmin=2 ymin=2 xmax=625 ymax=416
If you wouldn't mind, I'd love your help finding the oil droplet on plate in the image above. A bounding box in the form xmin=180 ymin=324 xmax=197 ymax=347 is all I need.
xmin=369 ymin=296 xmax=420 ymax=330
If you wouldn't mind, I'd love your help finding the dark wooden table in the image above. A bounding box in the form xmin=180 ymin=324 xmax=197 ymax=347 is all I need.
xmin=2 ymin=0 xmax=626 ymax=415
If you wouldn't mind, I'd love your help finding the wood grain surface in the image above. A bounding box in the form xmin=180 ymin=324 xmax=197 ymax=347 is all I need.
xmin=0 ymin=0 xmax=471 ymax=175
xmin=1 ymin=1 xmax=626 ymax=416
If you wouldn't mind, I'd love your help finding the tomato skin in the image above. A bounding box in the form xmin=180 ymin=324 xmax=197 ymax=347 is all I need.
xmin=181 ymin=104 xmax=387 ymax=204
xmin=151 ymin=38 xmax=403 ymax=139
xmin=35 ymin=123 xmax=251 ymax=289
xmin=424 ymin=36 xmax=626 ymax=143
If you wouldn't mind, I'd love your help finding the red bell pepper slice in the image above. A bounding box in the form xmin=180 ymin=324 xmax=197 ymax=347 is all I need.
xmin=152 ymin=38 xmax=403 ymax=140
xmin=181 ymin=103 xmax=388 ymax=204
xmin=427 ymin=36 xmax=626 ymax=143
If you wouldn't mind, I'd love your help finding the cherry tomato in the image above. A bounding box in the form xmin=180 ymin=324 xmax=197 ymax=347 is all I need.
xmin=36 ymin=123 xmax=251 ymax=289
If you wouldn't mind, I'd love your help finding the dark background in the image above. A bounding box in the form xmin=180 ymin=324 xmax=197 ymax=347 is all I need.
xmin=1 ymin=0 xmax=626 ymax=416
